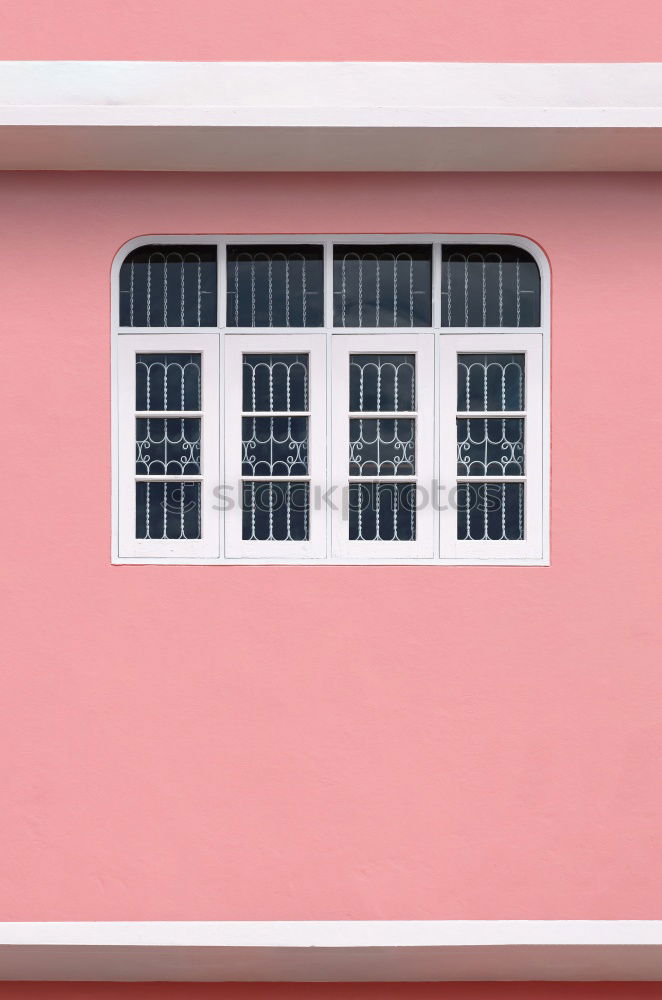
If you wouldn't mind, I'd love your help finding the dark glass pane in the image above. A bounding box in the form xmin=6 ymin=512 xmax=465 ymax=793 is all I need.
xmin=334 ymin=245 xmax=432 ymax=327
xmin=457 ymin=418 xmax=524 ymax=476
xmin=120 ymin=245 xmax=216 ymax=327
xmin=136 ymin=418 xmax=201 ymax=476
xmin=242 ymin=354 xmax=308 ymax=412
xmin=242 ymin=481 xmax=309 ymax=541
xmin=348 ymin=482 xmax=416 ymax=541
xmin=349 ymin=418 xmax=415 ymax=476
xmin=227 ymin=245 xmax=323 ymax=327
xmin=242 ymin=416 xmax=308 ymax=476
xmin=457 ymin=482 xmax=524 ymax=541
xmin=350 ymin=354 xmax=415 ymax=412
xmin=442 ymin=245 xmax=540 ymax=327
xmin=136 ymin=354 xmax=201 ymax=411
xmin=457 ymin=354 xmax=525 ymax=412
xmin=136 ymin=482 xmax=201 ymax=540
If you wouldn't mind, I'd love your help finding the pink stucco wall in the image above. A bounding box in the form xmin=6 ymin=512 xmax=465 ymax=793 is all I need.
xmin=1 ymin=170 xmax=660 ymax=920
xmin=2 ymin=0 xmax=662 ymax=61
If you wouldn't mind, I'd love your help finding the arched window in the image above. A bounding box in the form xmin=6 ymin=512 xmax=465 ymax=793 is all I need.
xmin=112 ymin=236 xmax=548 ymax=564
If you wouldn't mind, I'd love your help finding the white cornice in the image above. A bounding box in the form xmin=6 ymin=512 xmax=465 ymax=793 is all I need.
xmin=1 ymin=61 xmax=662 ymax=170
xmin=1 ymin=921 xmax=662 ymax=980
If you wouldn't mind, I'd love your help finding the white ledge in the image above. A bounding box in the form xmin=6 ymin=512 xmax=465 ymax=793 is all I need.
xmin=1 ymin=921 xmax=662 ymax=981
xmin=2 ymin=61 xmax=662 ymax=170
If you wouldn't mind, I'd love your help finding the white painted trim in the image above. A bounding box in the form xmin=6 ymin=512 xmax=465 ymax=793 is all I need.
xmin=3 ymin=62 xmax=662 ymax=170
xmin=4 ymin=62 xmax=662 ymax=118
xmin=2 ymin=921 xmax=662 ymax=981
xmin=111 ymin=234 xmax=550 ymax=566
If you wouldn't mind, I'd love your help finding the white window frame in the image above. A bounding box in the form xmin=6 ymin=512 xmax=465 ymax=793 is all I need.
xmin=439 ymin=333 xmax=544 ymax=562
xmin=117 ymin=333 xmax=221 ymax=560
xmin=112 ymin=234 xmax=550 ymax=565
xmin=331 ymin=334 xmax=435 ymax=560
xmin=225 ymin=334 xmax=326 ymax=560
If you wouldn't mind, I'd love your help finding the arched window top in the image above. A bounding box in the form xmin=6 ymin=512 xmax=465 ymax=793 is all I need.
xmin=119 ymin=244 xmax=217 ymax=328
xmin=441 ymin=244 xmax=540 ymax=328
xmin=117 ymin=237 xmax=545 ymax=331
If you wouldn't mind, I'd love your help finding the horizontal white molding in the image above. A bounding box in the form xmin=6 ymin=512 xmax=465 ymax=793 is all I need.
xmin=3 ymin=62 xmax=662 ymax=114
xmin=1 ymin=921 xmax=662 ymax=981
xmin=2 ymin=61 xmax=662 ymax=170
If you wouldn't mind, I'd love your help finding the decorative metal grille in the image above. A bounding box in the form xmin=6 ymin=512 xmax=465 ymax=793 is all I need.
xmin=241 ymin=353 xmax=310 ymax=541
xmin=350 ymin=418 xmax=415 ymax=476
xmin=134 ymin=353 xmax=203 ymax=540
xmin=242 ymin=353 xmax=308 ymax=412
xmin=242 ymin=417 xmax=307 ymax=477
xmin=136 ymin=482 xmax=201 ymax=541
xmin=348 ymin=354 xmax=417 ymax=541
xmin=457 ymin=482 xmax=524 ymax=542
xmin=350 ymin=354 xmax=415 ymax=412
xmin=457 ymin=353 xmax=525 ymax=411
xmin=349 ymin=482 xmax=416 ymax=542
xmin=242 ymin=482 xmax=310 ymax=542
xmin=120 ymin=245 xmax=217 ymax=327
xmin=334 ymin=245 xmax=432 ymax=327
xmin=136 ymin=418 xmax=201 ymax=476
xmin=136 ymin=353 xmax=201 ymax=411
xmin=442 ymin=245 xmax=540 ymax=328
xmin=227 ymin=246 xmax=323 ymax=327
xmin=457 ymin=418 xmax=524 ymax=477
xmin=456 ymin=353 xmax=526 ymax=541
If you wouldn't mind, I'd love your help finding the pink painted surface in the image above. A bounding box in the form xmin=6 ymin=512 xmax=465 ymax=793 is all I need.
xmin=2 ymin=0 xmax=662 ymax=61
xmin=0 ymin=990 xmax=662 ymax=1000
xmin=0 ymin=171 xmax=661 ymax=920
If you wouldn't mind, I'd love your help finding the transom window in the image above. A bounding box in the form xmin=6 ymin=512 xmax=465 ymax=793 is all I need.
xmin=113 ymin=236 xmax=548 ymax=564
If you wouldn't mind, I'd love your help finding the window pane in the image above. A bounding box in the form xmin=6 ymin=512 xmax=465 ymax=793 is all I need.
xmin=227 ymin=246 xmax=323 ymax=327
xmin=442 ymin=245 xmax=540 ymax=327
xmin=120 ymin=245 xmax=216 ymax=327
xmin=457 ymin=353 xmax=525 ymax=412
xmin=457 ymin=418 xmax=524 ymax=476
xmin=136 ymin=354 xmax=201 ymax=411
xmin=242 ymin=482 xmax=309 ymax=541
xmin=334 ymin=245 xmax=431 ymax=327
xmin=136 ymin=482 xmax=201 ymax=540
xmin=457 ymin=482 xmax=524 ymax=541
xmin=350 ymin=418 xmax=415 ymax=476
xmin=349 ymin=483 xmax=416 ymax=541
xmin=242 ymin=416 xmax=308 ymax=476
xmin=350 ymin=354 xmax=415 ymax=412
xmin=136 ymin=418 xmax=201 ymax=475
xmin=242 ymin=354 xmax=309 ymax=412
